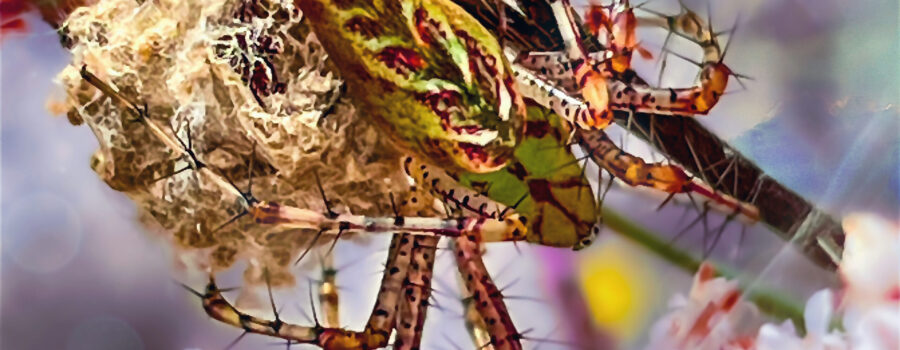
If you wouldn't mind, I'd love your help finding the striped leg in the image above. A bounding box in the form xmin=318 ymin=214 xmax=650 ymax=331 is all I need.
xmin=454 ymin=226 xmax=522 ymax=350
xmin=188 ymin=233 xmax=416 ymax=349
xmin=583 ymin=0 xmax=653 ymax=73
xmin=402 ymin=156 xmax=505 ymax=219
xmin=394 ymin=235 xmax=439 ymax=349
xmin=526 ymin=0 xmax=737 ymax=118
xmin=611 ymin=3 xmax=743 ymax=114
xmin=241 ymin=200 xmax=527 ymax=243
xmin=392 ymin=185 xmax=440 ymax=350
xmin=576 ymin=129 xmax=759 ymax=221
xmin=498 ymin=64 xmax=758 ymax=221
xmin=545 ymin=0 xmax=616 ymax=129
xmin=513 ymin=69 xmax=758 ymax=221
xmin=459 ymin=266 xmax=495 ymax=349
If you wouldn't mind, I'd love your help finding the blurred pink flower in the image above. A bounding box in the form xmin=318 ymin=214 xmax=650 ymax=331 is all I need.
xmin=756 ymin=213 xmax=899 ymax=350
xmin=755 ymin=289 xmax=847 ymax=350
xmin=646 ymin=213 xmax=899 ymax=349
xmin=645 ymin=262 xmax=760 ymax=350
xmin=839 ymin=213 xmax=899 ymax=350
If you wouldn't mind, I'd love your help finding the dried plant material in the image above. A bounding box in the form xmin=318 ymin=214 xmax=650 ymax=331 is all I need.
xmin=54 ymin=0 xmax=412 ymax=286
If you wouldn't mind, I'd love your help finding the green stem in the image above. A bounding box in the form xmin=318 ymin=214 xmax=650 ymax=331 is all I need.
xmin=600 ymin=206 xmax=807 ymax=333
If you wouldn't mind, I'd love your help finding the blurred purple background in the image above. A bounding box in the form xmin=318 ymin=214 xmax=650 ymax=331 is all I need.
xmin=2 ymin=0 xmax=897 ymax=349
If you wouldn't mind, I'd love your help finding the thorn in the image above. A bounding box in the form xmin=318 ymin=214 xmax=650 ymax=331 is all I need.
xmin=599 ymin=169 xmax=616 ymax=207
xmin=295 ymin=229 xmax=326 ymax=266
xmin=223 ymin=331 xmax=248 ymax=350
xmin=684 ymin=133 xmax=712 ymax=185
xmin=247 ymin=141 xmax=257 ymax=196
xmin=176 ymin=280 xmax=204 ymax=298
xmin=683 ymin=187 xmax=702 ymax=212
xmin=212 ymin=210 xmax=249 ymax=233
xmin=307 ymin=280 xmax=321 ymax=327
xmin=670 ymin=204 xmax=709 ymax=244
xmin=734 ymin=223 xmax=748 ymax=260
xmin=656 ymin=192 xmax=677 ymax=211
xmin=704 ymin=219 xmax=727 ymax=257
xmin=389 ymin=192 xmax=400 ymax=217
xmin=658 ymin=46 xmax=704 ymax=68
xmin=712 ymin=157 xmax=737 ymax=190
xmin=264 ymin=269 xmax=282 ymax=325
xmin=499 ymin=192 xmax=529 ymax=219
xmin=170 ymin=123 xmax=206 ymax=170
xmin=220 ymin=168 xmax=257 ymax=207
xmin=719 ymin=11 xmax=741 ymax=64
xmin=293 ymin=302 xmax=314 ymax=325
xmin=314 ymin=171 xmax=338 ymax=219
xmin=549 ymin=152 xmax=592 ymax=173
xmin=325 ymin=227 xmax=345 ymax=256
xmin=501 ymin=294 xmax=548 ymax=304
xmin=577 ymin=156 xmax=590 ymax=201
xmin=150 ymin=165 xmax=191 ymax=184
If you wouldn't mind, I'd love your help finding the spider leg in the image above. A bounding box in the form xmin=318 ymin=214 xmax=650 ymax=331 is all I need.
xmin=584 ymin=0 xmax=650 ymax=73
xmin=519 ymin=1 xmax=741 ymax=118
xmin=545 ymin=0 xmax=616 ymax=130
xmin=611 ymin=4 xmax=745 ymax=115
xmin=401 ymin=156 xmax=536 ymax=349
xmin=576 ymin=129 xmax=759 ymax=222
xmin=454 ymin=226 xmax=523 ymax=350
xmin=395 ymin=235 xmax=439 ymax=349
xmin=392 ymin=185 xmax=441 ymax=350
xmin=454 ymin=259 xmax=494 ymax=348
xmin=183 ymin=233 xmax=414 ymax=349
xmin=403 ymin=156 xmax=503 ymax=219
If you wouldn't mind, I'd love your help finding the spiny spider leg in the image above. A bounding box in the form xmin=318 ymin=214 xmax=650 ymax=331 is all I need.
xmin=576 ymin=129 xmax=759 ymax=221
xmin=583 ymin=0 xmax=654 ymax=73
xmin=181 ymin=233 xmax=417 ymax=349
xmin=395 ymin=235 xmax=440 ymax=349
xmin=403 ymin=156 xmax=504 ymax=219
xmin=390 ymin=185 xmax=441 ymax=350
xmin=251 ymin=200 xmax=526 ymax=241
xmin=457 ymin=265 xmax=494 ymax=349
xmin=205 ymin=163 xmax=528 ymax=242
xmin=520 ymin=0 xmax=744 ymax=119
xmin=454 ymin=229 xmax=523 ymax=350
xmin=607 ymin=3 xmax=754 ymax=114
xmin=545 ymin=0 xmax=617 ymax=130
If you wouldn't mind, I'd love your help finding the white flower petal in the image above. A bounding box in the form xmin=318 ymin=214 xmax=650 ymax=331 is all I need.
xmin=804 ymin=289 xmax=835 ymax=336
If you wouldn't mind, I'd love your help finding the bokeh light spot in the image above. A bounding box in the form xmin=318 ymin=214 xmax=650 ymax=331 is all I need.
xmin=2 ymin=192 xmax=82 ymax=273
xmin=578 ymin=236 xmax=658 ymax=341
